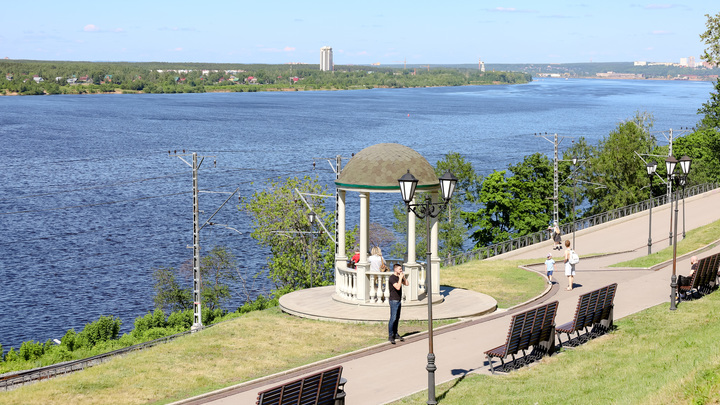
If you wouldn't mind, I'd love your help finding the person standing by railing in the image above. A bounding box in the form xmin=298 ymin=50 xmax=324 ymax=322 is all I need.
xmin=388 ymin=263 xmax=408 ymax=344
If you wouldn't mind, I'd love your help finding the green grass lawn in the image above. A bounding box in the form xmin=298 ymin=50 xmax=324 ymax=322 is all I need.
xmin=441 ymin=258 xmax=547 ymax=308
xmin=612 ymin=218 xmax=720 ymax=268
xmin=0 ymin=260 xmax=546 ymax=405
xmin=393 ymin=291 xmax=720 ymax=405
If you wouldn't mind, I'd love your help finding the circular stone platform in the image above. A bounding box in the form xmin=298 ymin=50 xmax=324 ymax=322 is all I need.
xmin=279 ymin=286 xmax=497 ymax=322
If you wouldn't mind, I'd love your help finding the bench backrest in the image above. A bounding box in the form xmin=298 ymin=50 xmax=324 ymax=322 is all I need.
xmin=568 ymin=283 xmax=617 ymax=332
xmin=507 ymin=301 xmax=558 ymax=355
xmin=699 ymin=254 xmax=720 ymax=289
xmin=256 ymin=366 xmax=343 ymax=405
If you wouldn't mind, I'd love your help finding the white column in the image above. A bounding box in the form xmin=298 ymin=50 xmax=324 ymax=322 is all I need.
xmin=407 ymin=196 xmax=417 ymax=264
xmin=356 ymin=192 xmax=369 ymax=301
xmin=430 ymin=191 xmax=441 ymax=295
xmin=335 ymin=190 xmax=347 ymax=295
xmin=405 ymin=196 xmax=421 ymax=301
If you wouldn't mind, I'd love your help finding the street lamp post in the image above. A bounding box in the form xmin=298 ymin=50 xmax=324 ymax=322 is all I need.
xmin=398 ymin=169 xmax=457 ymax=405
xmin=307 ymin=211 xmax=317 ymax=288
xmin=571 ymin=157 xmax=578 ymax=248
xmin=646 ymin=161 xmax=657 ymax=255
xmin=665 ymin=155 xmax=692 ymax=310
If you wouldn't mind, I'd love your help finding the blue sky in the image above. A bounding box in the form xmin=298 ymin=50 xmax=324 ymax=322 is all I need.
xmin=0 ymin=1 xmax=715 ymax=65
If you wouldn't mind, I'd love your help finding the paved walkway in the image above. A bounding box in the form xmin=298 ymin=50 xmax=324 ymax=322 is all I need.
xmin=174 ymin=188 xmax=720 ymax=405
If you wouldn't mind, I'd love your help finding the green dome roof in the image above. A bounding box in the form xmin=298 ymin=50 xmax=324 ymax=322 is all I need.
xmin=335 ymin=143 xmax=439 ymax=192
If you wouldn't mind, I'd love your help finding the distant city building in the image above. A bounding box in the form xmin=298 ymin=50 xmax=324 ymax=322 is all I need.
xmin=689 ymin=56 xmax=696 ymax=68
xmin=479 ymin=58 xmax=485 ymax=72
xmin=680 ymin=57 xmax=688 ymax=67
xmin=320 ymin=46 xmax=333 ymax=71
xmin=634 ymin=61 xmax=647 ymax=66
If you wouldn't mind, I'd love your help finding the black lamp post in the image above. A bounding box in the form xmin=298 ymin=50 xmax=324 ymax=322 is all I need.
xmin=665 ymin=155 xmax=692 ymax=310
xmin=646 ymin=161 xmax=657 ymax=255
xmin=398 ymin=169 xmax=457 ymax=405
xmin=307 ymin=211 xmax=317 ymax=288
xmin=571 ymin=156 xmax=578 ymax=248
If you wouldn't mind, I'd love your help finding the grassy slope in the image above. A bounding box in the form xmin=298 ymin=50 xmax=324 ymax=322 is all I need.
xmin=0 ymin=262 xmax=544 ymax=404
xmin=612 ymin=218 xmax=720 ymax=268
xmin=393 ymin=291 xmax=720 ymax=404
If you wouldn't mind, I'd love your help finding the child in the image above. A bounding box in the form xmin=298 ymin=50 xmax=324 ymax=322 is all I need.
xmin=545 ymin=253 xmax=555 ymax=285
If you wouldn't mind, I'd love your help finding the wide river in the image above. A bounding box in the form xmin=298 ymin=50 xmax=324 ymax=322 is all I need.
xmin=0 ymin=78 xmax=714 ymax=350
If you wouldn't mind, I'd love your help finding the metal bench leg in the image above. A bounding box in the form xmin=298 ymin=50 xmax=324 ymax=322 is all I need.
xmin=487 ymin=355 xmax=495 ymax=374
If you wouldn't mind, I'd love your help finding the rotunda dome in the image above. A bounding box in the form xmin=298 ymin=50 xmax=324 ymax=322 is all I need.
xmin=335 ymin=143 xmax=439 ymax=192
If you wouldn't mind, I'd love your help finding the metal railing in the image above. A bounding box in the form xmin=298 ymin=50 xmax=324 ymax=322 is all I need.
xmin=445 ymin=182 xmax=719 ymax=266
xmin=0 ymin=326 xmax=212 ymax=391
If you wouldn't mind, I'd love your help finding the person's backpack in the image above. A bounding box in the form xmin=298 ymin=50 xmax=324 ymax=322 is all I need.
xmin=569 ymin=250 xmax=580 ymax=265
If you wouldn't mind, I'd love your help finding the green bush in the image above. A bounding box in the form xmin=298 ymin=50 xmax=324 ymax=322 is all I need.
xmin=167 ymin=309 xmax=193 ymax=330
xmin=5 ymin=348 xmax=19 ymax=362
xmin=78 ymin=315 xmax=121 ymax=347
xmin=61 ymin=329 xmax=78 ymax=351
xmin=19 ymin=341 xmax=44 ymax=361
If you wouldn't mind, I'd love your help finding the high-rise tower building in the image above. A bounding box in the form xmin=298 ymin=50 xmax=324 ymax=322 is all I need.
xmin=320 ymin=46 xmax=333 ymax=71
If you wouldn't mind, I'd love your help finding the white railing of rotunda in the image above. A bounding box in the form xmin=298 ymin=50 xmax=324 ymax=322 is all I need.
xmin=336 ymin=261 xmax=427 ymax=305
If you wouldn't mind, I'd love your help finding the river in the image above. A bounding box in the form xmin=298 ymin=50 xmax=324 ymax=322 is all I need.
xmin=0 ymin=78 xmax=714 ymax=350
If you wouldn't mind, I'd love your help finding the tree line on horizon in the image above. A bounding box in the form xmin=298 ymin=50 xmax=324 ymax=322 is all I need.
xmin=0 ymin=60 xmax=531 ymax=95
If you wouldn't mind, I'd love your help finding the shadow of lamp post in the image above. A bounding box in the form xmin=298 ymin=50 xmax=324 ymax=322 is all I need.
xmin=646 ymin=161 xmax=657 ymax=255
xmin=665 ymin=155 xmax=692 ymax=311
xmin=398 ymin=169 xmax=457 ymax=405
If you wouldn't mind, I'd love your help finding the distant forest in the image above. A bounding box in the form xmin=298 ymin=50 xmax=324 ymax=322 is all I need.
xmin=0 ymin=60 xmax=532 ymax=95
xmin=422 ymin=62 xmax=720 ymax=79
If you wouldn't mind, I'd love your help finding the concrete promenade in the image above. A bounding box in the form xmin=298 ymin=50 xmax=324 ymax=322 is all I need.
xmin=175 ymin=188 xmax=720 ymax=405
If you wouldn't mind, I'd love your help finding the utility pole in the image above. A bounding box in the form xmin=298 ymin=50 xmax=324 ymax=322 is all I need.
xmin=173 ymin=151 xmax=236 ymax=332
xmin=536 ymin=132 xmax=569 ymax=225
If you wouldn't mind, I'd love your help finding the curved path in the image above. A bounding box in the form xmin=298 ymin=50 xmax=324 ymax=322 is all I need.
xmin=174 ymin=188 xmax=720 ymax=405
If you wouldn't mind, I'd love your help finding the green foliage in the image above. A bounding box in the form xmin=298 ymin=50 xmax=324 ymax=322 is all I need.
xmin=580 ymin=112 xmax=657 ymax=215
xmin=243 ymin=175 xmax=343 ymax=290
xmin=671 ymin=127 xmax=720 ymax=184
xmin=132 ymin=309 xmax=168 ymax=338
xmin=0 ymin=60 xmax=531 ymax=96
xmin=167 ymin=309 xmax=194 ymax=330
xmin=698 ymin=78 xmax=720 ymax=130
xmin=392 ymin=152 xmax=479 ymax=259
xmin=199 ymin=246 xmax=238 ymax=311
xmin=238 ymin=293 xmax=279 ymax=314
xmin=152 ymin=246 xmax=239 ymax=314
xmin=78 ymin=315 xmax=122 ymax=347
xmin=18 ymin=341 xmax=44 ymax=361
xmin=701 ymin=12 xmax=720 ymax=66
xmin=152 ymin=266 xmax=192 ymax=313
xmin=61 ymin=329 xmax=78 ymax=352
xmin=464 ymin=153 xmax=554 ymax=246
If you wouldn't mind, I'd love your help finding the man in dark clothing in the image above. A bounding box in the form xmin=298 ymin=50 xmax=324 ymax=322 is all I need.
xmin=388 ymin=263 xmax=409 ymax=344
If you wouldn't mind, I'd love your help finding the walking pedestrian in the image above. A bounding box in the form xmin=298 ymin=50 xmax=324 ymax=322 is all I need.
xmin=545 ymin=253 xmax=555 ymax=285
xmin=564 ymin=240 xmax=575 ymax=291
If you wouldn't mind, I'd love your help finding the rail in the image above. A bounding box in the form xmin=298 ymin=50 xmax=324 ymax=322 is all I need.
xmin=0 ymin=326 xmax=212 ymax=391
xmin=445 ymin=182 xmax=719 ymax=266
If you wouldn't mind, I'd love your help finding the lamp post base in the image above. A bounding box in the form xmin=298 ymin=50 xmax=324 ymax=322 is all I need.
xmin=426 ymin=353 xmax=437 ymax=405
xmin=670 ymin=274 xmax=678 ymax=310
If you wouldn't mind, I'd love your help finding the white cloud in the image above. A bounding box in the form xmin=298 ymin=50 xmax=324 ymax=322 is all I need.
xmin=84 ymin=24 xmax=100 ymax=32
xmin=283 ymin=46 xmax=296 ymax=52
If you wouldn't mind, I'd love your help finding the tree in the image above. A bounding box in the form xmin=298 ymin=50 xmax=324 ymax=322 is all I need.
xmin=152 ymin=246 xmax=239 ymax=313
xmin=152 ymin=266 xmax=192 ymax=313
xmin=700 ymin=12 xmax=720 ymax=67
xmin=243 ymin=175 xmax=350 ymax=292
xmin=463 ymin=153 xmax=554 ymax=247
xmin=581 ymin=112 xmax=657 ymax=215
xmin=698 ymin=78 xmax=720 ymax=130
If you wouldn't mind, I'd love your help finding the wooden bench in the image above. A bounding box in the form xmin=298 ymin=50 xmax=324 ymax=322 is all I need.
xmin=679 ymin=256 xmax=710 ymax=301
xmin=556 ymin=283 xmax=617 ymax=347
xmin=256 ymin=365 xmax=345 ymax=405
xmin=484 ymin=301 xmax=558 ymax=374
xmin=680 ymin=253 xmax=720 ymax=300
